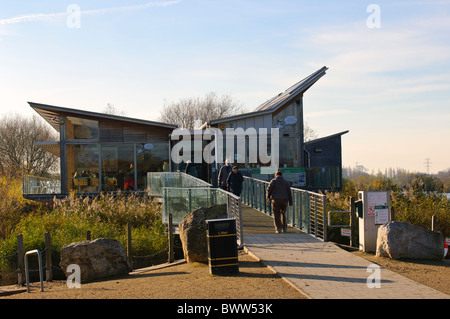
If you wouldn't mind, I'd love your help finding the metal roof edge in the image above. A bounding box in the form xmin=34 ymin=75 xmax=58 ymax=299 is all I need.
xmin=254 ymin=66 xmax=328 ymax=112
xmin=305 ymin=130 xmax=349 ymax=145
xmin=208 ymin=108 xmax=274 ymax=125
xmin=28 ymin=102 xmax=178 ymax=130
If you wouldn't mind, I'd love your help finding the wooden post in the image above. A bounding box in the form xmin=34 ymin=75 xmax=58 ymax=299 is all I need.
xmin=168 ymin=213 xmax=174 ymax=263
xmin=432 ymin=215 xmax=437 ymax=231
xmin=127 ymin=223 xmax=132 ymax=270
xmin=45 ymin=232 xmax=53 ymax=282
xmin=390 ymin=206 xmax=395 ymax=221
xmin=86 ymin=230 xmax=91 ymax=241
xmin=17 ymin=234 xmax=24 ymax=286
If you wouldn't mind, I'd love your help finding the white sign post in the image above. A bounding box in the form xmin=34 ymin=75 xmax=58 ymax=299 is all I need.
xmin=358 ymin=191 xmax=391 ymax=252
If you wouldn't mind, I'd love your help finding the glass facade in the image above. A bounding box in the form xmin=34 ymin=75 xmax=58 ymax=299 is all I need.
xmin=101 ymin=144 xmax=135 ymax=191
xmin=272 ymin=102 xmax=301 ymax=168
xmin=62 ymin=115 xmax=171 ymax=193
xmin=67 ymin=144 xmax=100 ymax=192
xmin=66 ymin=116 xmax=99 ymax=140
xmin=66 ymin=142 xmax=169 ymax=193
xmin=137 ymin=142 xmax=170 ymax=190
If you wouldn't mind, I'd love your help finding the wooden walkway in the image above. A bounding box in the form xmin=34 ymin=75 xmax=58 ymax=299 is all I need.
xmin=240 ymin=204 xmax=449 ymax=299
xmin=241 ymin=204 xmax=301 ymax=235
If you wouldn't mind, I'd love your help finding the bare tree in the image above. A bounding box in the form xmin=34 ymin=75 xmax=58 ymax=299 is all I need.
xmin=304 ymin=121 xmax=318 ymax=142
xmin=104 ymin=103 xmax=126 ymax=116
xmin=0 ymin=114 xmax=59 ymax=177
xmin=159 ymin=92 xmax=243 ymax=129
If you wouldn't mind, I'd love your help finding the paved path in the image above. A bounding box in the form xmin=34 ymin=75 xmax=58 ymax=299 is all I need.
xmin=241 ymin=205 xmax=449 ymax=299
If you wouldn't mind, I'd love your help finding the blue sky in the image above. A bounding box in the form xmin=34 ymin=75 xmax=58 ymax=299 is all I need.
xmin=0 ymin=1 xmax=449 ymax=174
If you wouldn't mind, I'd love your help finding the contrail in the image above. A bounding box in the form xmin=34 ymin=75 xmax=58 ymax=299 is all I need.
xmin=0 ymin=1 xmax=181 ymax=25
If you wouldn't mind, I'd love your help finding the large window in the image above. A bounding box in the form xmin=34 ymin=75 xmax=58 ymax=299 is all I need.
xmin=273 ymin=102 xmax=301 ymax=168
xmin=101 ymin=144 xmax=135 ymax=191
xmin=66 ymin=117 xmax=99 ymax=140
xmin=66 ymin=141 xmax=169 ymax=193
xmin=137 ymin=142 xmax=170 ymax=190
xmin=66 ymin=144 xmax=100 ymax=192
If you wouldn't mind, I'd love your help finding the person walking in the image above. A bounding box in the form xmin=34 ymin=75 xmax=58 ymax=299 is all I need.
xmin=226 ymin=166 xmax=244 ymax=196
xmin=217 ymin=159 xmax=232 ymax=190
xmin=267 ymin=171 xmax=292 ymax=233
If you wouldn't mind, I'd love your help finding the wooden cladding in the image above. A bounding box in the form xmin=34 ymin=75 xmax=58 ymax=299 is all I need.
xmin=99 ymin=119 xmax=172 ymax=143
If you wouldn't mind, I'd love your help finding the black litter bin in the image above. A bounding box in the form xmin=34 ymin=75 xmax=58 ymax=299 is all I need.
xmin=206 ymin=218 xmax=239 ymax=275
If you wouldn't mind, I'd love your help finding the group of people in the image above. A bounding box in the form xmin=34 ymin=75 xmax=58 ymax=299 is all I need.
xmin=218 ymin=160 xmax=292 ymax=234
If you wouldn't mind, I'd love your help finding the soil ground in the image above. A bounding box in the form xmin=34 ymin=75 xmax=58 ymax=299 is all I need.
xmin=2 ymin=249 xmax=448 ymax=299
xmin=0 ymin=250 xmax=306 ymax=299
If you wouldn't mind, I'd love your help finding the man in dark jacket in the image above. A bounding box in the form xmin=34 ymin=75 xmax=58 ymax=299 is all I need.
xmin=226 ymin=166 xmax=244 ymax=196
xmin=267 ymin=171 xmax=292 ymax=233
xmin=217 ymin=159 xmax=232 ymax=190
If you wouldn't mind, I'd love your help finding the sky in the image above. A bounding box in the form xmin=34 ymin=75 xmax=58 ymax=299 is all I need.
xmin=0 ymin=0 xmax=449 ymax=174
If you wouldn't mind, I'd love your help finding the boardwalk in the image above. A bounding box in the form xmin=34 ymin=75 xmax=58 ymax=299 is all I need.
xmin=241 ymin=205 xmax=449 ymax=299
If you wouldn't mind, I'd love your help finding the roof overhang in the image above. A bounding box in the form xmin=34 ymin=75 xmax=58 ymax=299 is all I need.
xmin=35 ymin=141 xmax=60 ymax=157
xmin=305 ymin=130 xmax=349 ymax=146
xmin=28 ymin=102 xmax=178 ymax=132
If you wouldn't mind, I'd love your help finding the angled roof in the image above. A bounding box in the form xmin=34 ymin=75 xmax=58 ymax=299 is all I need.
xmin=208 ymin=66 xmax=328 ymax=125
xmin=28 ymin=102 xmax=178 ymax=132
xmin=254 ymin=66 xmax=328 ymax=112
xmin=305 ymin=130 xmax=349 ymax=145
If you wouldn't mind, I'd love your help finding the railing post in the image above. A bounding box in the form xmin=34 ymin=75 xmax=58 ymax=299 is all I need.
xmin=25 ymin=250 xmax=44 ymax=293
xmin=188 ymin=189 xmax=192 ymax=213
xmin=298 ymin=192 xmax=303 ymax=230
xmin=168 ymin=214 xmax=174 ymax=263
xmin=17 ymin=234 xmax=24 ymax=286
xmin=314 ymin=196 xmax=318 ymax=237
xmin=45 ymin=232 xmax=52 ymax=282
xmin=251 ymin=179 xmax=255 ymax=208
xmin=322 ymin=195 xmax=327 ymax=242
xmin=238 ymin=197 xmax=244 ymax=246
xmin=127 ymin=223 xmax=133 ymax=270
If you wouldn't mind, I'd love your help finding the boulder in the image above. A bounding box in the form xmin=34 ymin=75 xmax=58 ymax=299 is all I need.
xmin=60 ymin=238 xmax=131 ymax=282
xmin=376 ymin=221 xmax=444 ymax=260
xmin=179 ymin=204 xmax=227 ymax=263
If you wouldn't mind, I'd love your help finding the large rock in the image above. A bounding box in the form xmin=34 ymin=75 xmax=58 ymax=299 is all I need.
xmin=179 ymin=204 xmax=227 ymax=263
xmin=376 ymin=221 xmax=444 ymax=260
xmin=60 ymin=238 xmax=131 ymax=282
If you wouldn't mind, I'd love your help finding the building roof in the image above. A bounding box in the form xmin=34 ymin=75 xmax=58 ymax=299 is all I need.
xmin=305 ymin=130 xmax=349 ymax=145
xmin=28 ymin=102 xmax=178 ymax=132
xmin=254 ymin=66 xmax=328 ymax=112
xmin=208 ymin=66 xmax=328 ymax=125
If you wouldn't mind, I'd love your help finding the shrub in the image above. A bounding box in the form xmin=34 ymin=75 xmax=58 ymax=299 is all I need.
xmin=0 ymin=176 xmax=43 ymax=239
xmin=0 ymin=193 xmax=167 ymax=272
xmin=326 ymin=174 xmax=450 ymax=244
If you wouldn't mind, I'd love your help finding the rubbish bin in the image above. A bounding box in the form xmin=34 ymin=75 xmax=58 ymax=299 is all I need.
xmin=206 ymin=218 xmax=239 ymax=275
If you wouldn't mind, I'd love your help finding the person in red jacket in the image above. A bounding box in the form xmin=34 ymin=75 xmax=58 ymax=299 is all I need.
xmin=267 ymin=171 xmax=292 ymax=233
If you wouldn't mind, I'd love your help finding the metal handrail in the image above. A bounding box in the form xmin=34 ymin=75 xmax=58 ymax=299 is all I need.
xmin=25 ymin=249 xmax=44 ymax=293
xmin=242 ymin=176 xmax=327 ymax=241
xmin=327 ymin=211 xmax=351 ymax=228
